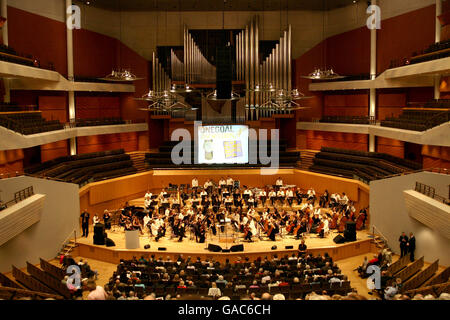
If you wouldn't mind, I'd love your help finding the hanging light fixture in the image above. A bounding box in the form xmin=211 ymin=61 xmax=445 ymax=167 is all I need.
xmin=302 ymin=0 xmax=346 ymax=81
xmin=99 ymin=0 xmax=143 ymax=82
xmin=137 ymin=90 xmax=197 ymax=112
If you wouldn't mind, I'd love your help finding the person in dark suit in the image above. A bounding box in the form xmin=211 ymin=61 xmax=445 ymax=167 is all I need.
xmin=407 ymin=232 xmax=416 ymax=262
xmin=399 ymin=232 xmax=408 ymax=257
xmin=80 ymin=210 xmax=90 ymax=237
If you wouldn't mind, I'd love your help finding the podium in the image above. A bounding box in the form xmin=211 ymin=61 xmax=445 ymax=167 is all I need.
xmin=125 ymin=230 xmax=140 ymax=249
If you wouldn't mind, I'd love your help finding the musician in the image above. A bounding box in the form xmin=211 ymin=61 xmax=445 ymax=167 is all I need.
xmin=307 ymin=188 xmax=316 ymax=201
xmin=144 ymin=193 xmax=152 ymax=209
xmin=155 ymin=224 xmax=165 ymax=242
xmin=204 ymin=179 xmax=213 ymax=194
xmin=319 ymin=189 xmax=329 ymax=207
xmin=243 ymin=222 xmax=253 ymax=242
xmin=275 ymin=177 xmax=283 ymax=191
xmin=330 ymin=193 xmax=340 ymax=208
xmin=341 ymin=193 xmax=349 ymax=205
xmin=93 ymin=213 xmax=100 ymax=225
xmin=296 ymin=218 xmax=308 ymax=239
xmin=295 ymin=188 xmax=304 ymax=205
xmin=159 ymin=188 xmax=168 ymax=199
xmin=224 ymin=195 xmax=233 ymax=210
xmin=103 ymin=210 xmax=111 ymax=230
xmin=277 ymin=189 xmax=285 ymax=204
xmin=267 ymin=219 xmax=279 ymax=241
xmin=247 ymin=196 xmax=255 ymax=208
xmin=132 ymin=216 xmax=143 ymax=234
xmin=268 ymin=189 xmax=276 ymax=206
xmin=219 ymin=177 xmax=226 ymax=191
xmin=286 ymin=188 xmax=294 ymax=206
xmin=258 ymin=189 xmax=267 ymax=206
xmin=226 ymin=176 xmax=234 ymax=192
xmin=143 ymin=213 xmax=151 ymax=233
xmin=124 ymin=219 xmax=133 ymax=231
xmin=192 ymin=177 xmax=199 ymax=192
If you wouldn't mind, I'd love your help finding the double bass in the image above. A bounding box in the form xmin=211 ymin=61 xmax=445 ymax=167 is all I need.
xmin=356 ymin=207 xmax=368 ymax=230
xmin=338 ymin=214 xmax=348 ymax=233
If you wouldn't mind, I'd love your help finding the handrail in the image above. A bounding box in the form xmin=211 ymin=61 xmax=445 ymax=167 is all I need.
xmin=382 ymin=167 xmax=450 ymax=180
xmin=0 ymin=186 xmax=35 ymax=210
xmin=415 ymin=182 xmax=449 ymax=205
xmin=60 ymin=229 xmax=77 ymax=254
xmin=372 ymin=224 xmax=390 ymax=250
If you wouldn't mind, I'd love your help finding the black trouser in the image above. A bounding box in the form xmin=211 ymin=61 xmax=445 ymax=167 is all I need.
xmin=287 ymin=197 xmax=294 ymax=206
xmin=82 ymin=223 xmax=89 ymax=237
xmin=245 ymin=231 xmax=253 ymax=241
xmin=409 ymin=248 xmax=415 ymax=262
xmin=400 ymin=246 xmax=407 ymax=257
xmin=260 ymin=196 xmax=266 ymax=205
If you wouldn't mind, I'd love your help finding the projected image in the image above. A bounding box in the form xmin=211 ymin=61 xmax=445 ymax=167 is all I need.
xmin=198 ymin=125 xmax=249 ymax=164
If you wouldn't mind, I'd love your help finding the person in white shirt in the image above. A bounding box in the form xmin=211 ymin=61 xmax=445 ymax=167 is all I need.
xmin=145 ymin=190 xmax=152 ymax=198
xmin=143 ymin=213 xmax=151 ymax=233
xmin=208 ymin=282 xmax=222 ymax=297
xmin=276 ymin=189 xmax=285 ymax=205
xmin=226 ymin=176 xmax=233 ymax=192
xmin=259 ymin=189 xmax=267 ymax=206
xmin=219 ymin=177 xmax=226 ymax=189
xmin=307 ymin=188 xmax=316 ymax=201
xmin=275 ymin=177 xmax=283 ymax=191
xmin=286 ymin=188 xmax=294 ymax=206
xmin=341 ymin=193 xmax=349 ymax=205
xmin=269 ymin=189 xmax=277 ymax=205
xmin=93 ymin=214 xmax=100 ymax=225
xmin=191 ymin=177 xmax=199 ymax=191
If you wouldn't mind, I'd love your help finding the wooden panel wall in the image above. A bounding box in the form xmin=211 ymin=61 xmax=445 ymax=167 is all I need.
xmin=324 ymin=93 xmax=369 ymax=117
xmin=79 ymin=169 xmax=370 ymax=216
xmin=0 ymin=149 xmax=24 ymax=175
xmin=75 ymin=95 xmax=121 ymax=119
xmin=76 ymin=132 xmax=139 ymax=154
xmin=377 ymin=137 xmax=405 ymax=158
xmin=377 ymin=92 xmax=406 ymax=121
xmin=301 ymin=130 xmax=368 ymax=151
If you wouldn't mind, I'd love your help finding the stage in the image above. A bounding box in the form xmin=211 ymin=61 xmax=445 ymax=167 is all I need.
xmin=75 ymin=228 xmax=374 ymax=264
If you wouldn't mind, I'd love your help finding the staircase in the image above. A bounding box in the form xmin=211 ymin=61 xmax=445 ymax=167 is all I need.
xmin=299 ymin=150 xmax=319 ymax=171
xmin=371 ymin=225 xmax=393 ymax=254
xmin=57 ymin=240 xmax=78 ymax=258
xmin=128 ymin=151 xmax=148 ymax=173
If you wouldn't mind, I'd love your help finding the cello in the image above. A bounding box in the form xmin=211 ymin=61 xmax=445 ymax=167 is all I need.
xmin=338 ymin=214 xmax=348 ymax=233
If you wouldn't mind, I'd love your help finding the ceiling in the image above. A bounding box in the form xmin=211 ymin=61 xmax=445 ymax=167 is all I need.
xmin=75 ymin=0 xmax=361 ymax=12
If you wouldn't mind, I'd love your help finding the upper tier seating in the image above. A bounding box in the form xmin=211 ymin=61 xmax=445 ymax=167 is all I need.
xmin=145 ymin=140 xmax=300 ymax=168
xmin=0 ymin=112 xmax=64 ymax=135
xmin=320 ymin=116 xmax=371 ymax=125
xmin=74 ymin=118 xmax=126 ymax=128
xmin=309 ymin=147 xmax=422 ymax=184
xmin=389 ymin=39 xmax=450 ymax=68
xmin=25 ymin=149 xmax=137 ymax=187
xmin=0 ymin=44 xmax=40 ymax=68
xmin=381 ymin=107 xmax=450 ymax=132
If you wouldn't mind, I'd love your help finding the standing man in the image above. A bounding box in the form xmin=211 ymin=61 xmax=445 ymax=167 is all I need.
xmin=407 ymin=232 xmax=416 ymax=262
xmin=191 ymin=177 xmax=199 ymax=193
xmin=398 ymin=232 xmax=409 ymax=258
xmin=80 ymin=210 xmax=90 ymax=238
xmin=298 ymin=239 xmax=307 ymax=256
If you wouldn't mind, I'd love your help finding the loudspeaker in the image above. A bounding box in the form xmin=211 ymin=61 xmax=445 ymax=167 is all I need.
xmin=208 ymin=244 xmax=223 ymax=252
xmin=216 ymin=46 xmax=232 ymax=99
xmin=144 ymin=244 xmax=151 ymax=249
xmin=158 ymin=247 xmax=167 ymax=251
xmin=94 ymin=223 xmax=105 ymax=236
xmin=105 ymin=238 xmax=115 ymax=247
xmin=333 ymin=234 xmax=346 ymax=244
xmin=271 ymin=245 xmax=277 ymax=250
xmin=230 ymin=244 xmax=244 ymax=252
xmin=346 ymin=221 xmax=357 ymax=233
xmin=285 ymin=246 xmax=294 ymax=250
xmin=93 ymin=235 xmax=105 ymax=245
xmin=345 ymin=222 xmax=357 ymax=242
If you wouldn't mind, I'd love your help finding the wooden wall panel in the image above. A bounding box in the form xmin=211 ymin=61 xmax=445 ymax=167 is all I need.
xmin=8 ymin=7 xmax=67 ymax=75
xmin=40 ymin=140 xmax=68 ymax=163
xmin=0 ymin=149 xmax=24 ymax=175
xmin=38 ymin=96 xmax=67 ymax=123
xmin=76 ymin=133 xmax=138 ymax=154
xmin=377 ymin=137 xmax=405 ymax=158
xmin=79 ymin=169 xmax=369 ymax=215
xmin=75 ymin=95 xmax=121 ymax=119
xmin=305 ymin=131 xmax=368 ymax=151
xmin=377 ymin=92 xmax=406 ymax=120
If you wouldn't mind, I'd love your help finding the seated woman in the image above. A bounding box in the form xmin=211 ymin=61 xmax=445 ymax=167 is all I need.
xmin=208 ymin=282 xmax=222 ymax=297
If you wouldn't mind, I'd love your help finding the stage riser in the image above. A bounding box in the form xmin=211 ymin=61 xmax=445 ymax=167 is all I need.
xmin=75 ymin=239 xmax=372 ymax=265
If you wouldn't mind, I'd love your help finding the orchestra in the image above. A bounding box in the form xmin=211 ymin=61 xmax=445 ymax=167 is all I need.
xmin=90 ymin=179 xmax=365 ymax=246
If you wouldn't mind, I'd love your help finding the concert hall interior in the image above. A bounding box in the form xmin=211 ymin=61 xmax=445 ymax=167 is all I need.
xmin=0 ymin=0 xmax=449 ymax=303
